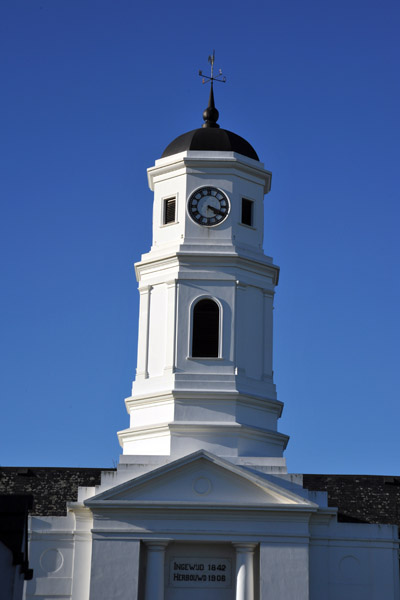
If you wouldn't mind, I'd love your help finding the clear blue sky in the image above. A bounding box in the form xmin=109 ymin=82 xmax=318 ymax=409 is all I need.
xmin=1 ymin=0 xmax=399 ymax=474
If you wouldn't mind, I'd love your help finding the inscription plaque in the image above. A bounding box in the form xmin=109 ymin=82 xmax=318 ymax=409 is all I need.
xmin=169 ymin=556 xmax=232 ymax=588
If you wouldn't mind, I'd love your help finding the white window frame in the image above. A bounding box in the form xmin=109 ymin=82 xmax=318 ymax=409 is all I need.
xmin=161 ymin=194 xmax=178 ymax=226
xmin=188 ymin=295 xmax=223 ymax=359
xmin=239 ymin=196 xmax=256 ymax=229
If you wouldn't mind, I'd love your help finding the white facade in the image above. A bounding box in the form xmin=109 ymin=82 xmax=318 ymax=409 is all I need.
xmin=24 ymin=139 xmax=399 ymax=599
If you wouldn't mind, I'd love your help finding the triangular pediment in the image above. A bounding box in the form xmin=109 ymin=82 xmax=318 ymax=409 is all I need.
xmin=85 ymin=451 xmax=317 ymax=510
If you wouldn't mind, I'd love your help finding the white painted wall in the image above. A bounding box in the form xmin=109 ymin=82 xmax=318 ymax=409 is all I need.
xmin=89 ymin=538 xmax=140 ymax=600
xmin=260 ymin=542 xmax=310 ymax=600
xmin=147 ymin=283 xmax=167 ymax=377
xmin=309 ymin=521 xmax=400 ymax=600
xmin=25 ymin=514 xmax=76 ymax=599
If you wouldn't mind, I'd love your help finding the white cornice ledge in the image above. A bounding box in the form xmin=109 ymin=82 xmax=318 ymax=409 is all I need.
xmin=125 ymin=391 xmax=283 ymax=414
xmin=117 ymin=421 xmax=289 ymax=450
xmin=86 ymin=501 xmax=318 ymax=513
xmin=135 ymin=251 xmax=280 ymax=286
xmin=147 ymin=151 xmax=272 ymax=194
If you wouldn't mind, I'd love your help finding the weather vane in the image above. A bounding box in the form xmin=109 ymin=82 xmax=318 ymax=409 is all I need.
xmin=199 ymin=50 xmax=226 ymax=85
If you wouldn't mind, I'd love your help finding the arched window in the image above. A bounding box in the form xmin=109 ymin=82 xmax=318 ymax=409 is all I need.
xmin=192 ymin=299 xmax=220 ymax=358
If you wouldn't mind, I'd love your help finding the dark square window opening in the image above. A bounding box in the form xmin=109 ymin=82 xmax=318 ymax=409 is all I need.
xmin=241 ymin=198 xmax=253 ymax=226
xmin=164 ymin=197 xmax=176 ymax=224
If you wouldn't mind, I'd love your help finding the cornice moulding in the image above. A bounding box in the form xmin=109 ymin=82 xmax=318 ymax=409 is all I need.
xmin=87 ymin=501 xmax=318 ymax=512
xmin=118 ymin=422 xmax=289 ymax=451
xmin=148 ymin=151 xmax=272 ymax=193
xmin=125 ymin=390 xmax=283 ymax=413
xmin=90 ymin=528 xmax=314 ymax=541
xmin=135 ymin=252 xmax=279 ymax=286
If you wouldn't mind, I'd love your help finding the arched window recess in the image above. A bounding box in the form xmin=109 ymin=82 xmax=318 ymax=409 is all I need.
xmin=191 ymin=297 xmax=221 ymax=358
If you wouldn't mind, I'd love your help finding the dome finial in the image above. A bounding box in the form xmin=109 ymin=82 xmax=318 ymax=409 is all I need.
xmin=198 ymin=51 xmax=226 ymax=129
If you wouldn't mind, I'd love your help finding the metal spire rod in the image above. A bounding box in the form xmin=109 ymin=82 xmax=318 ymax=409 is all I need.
xmin=199 ymin=50 xmax=226 ymax=85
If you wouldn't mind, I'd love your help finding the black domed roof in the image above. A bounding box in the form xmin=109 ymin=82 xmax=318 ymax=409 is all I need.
xmin=161 ymin=127 xmax=259 ymax=161
xmin=161 ymin=83 xmax=259 ymax=161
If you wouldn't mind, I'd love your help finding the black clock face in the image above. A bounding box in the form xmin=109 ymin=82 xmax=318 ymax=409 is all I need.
xmin=187 ymin=187 xmax=230 ymax=227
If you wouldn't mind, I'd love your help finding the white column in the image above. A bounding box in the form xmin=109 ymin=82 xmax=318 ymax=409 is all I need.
xmin=233 ymin=543 xmax=256 ymax=600
xmin=144 ymin=541 xmax=168 ymax=600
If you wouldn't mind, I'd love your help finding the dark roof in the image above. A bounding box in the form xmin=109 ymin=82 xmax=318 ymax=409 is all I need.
xmin=161 ymin=127 xmax=259 ymax=161
xmin=303 ymin=474 xmax=400 ymax=527
xmin=1 ymin=468 xmax=399 ymax=529
xmin=0 ymin=467 xmax=113 ymax=516
xmin=161 ymin=82 xmax=259 ymax=162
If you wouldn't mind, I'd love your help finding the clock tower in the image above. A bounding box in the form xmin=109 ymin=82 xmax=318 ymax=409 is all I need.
xmin=24 ymin=62 xmax=400 ymax=600
xmin=117 ymin=77 xmax=288 ymax=470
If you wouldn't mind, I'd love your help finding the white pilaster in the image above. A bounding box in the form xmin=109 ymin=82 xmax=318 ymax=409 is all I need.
xmin=164 ymin=280 xmax=177 ymax=375
xmin=136 ymin=285 xmax=152 ymax=380
xmin=262 ymin=290 xmax=274 ymax=379
xmin=144 ymin=541 xmax=169 ymax=600
xmin=233 ymin=543 xmax=256 ymax=600
xmin=235 ymin=280 xmax=247 ymax=376
xmin=70 ymin=507 xmax=93 ymax=600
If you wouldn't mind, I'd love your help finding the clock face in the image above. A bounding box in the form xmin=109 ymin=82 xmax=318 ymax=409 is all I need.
xmin=187 ymin=187 xmax=230 ymax=227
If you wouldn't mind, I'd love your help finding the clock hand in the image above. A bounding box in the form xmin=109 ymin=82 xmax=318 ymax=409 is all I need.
xmin=207 ymin=205 xmax=225 ymax=216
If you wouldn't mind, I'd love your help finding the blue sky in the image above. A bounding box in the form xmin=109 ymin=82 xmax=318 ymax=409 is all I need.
xmin=1 ymin=0 xmax=399 ymax=474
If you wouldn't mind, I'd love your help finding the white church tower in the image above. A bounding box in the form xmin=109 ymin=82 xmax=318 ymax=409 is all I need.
xmin=24 ymin=57 xmax=399 ymax=600
xmin=117 ymin=71 xmax=288 ymax=468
